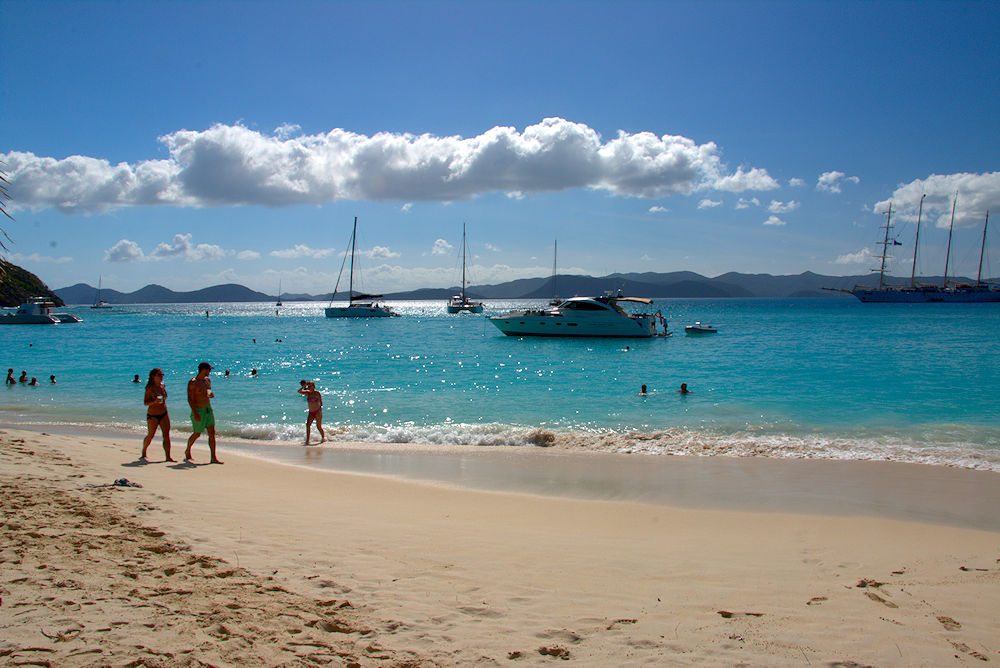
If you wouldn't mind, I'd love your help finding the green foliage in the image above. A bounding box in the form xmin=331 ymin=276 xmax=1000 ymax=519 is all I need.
xmin=0 ymin=260 xmax=63 ymax=308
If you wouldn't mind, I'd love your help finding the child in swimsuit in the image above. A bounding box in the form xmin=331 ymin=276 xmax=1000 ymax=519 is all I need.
xmin=142 ymin=367 xmax=174 ymax=461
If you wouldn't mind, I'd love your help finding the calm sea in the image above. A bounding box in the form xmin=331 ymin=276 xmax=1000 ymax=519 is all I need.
xmin=2 ymin=298 xmax=999 ymax=471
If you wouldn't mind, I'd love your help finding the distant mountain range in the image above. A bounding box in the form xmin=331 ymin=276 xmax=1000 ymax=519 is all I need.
xmin=53 ymin=271 xmax=995 ymax=305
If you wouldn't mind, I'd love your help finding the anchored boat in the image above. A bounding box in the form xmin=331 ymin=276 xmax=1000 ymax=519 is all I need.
xmin=325 ymin=217 xmax=399 ymax=318
xmin=488 ymin=293 xmax=665 ymax=338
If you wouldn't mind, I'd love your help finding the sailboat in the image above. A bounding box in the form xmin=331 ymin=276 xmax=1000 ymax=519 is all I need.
xmin=834 ymin=196 xmax=999 ymax=303
xmin=447 ymin=223 xmax=484 ymax=313
xmin=276 ymin=280 xmax=283 ymax=307
xmin=90 ymin=276 xmax=112 ymax=309
xmin=325 ymin=217 xmax=399 ymax=318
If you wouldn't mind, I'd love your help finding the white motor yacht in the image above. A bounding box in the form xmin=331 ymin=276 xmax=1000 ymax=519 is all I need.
xmin=1 ymin=298 xmax=82 ymax=324
xmin=488 ymin=294 xmax=661 ymax=338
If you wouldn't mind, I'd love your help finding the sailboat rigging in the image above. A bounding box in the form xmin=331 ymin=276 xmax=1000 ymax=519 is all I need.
xmin=324 ymin=217 xmax=399 ymax=318
xmin=447 ymin=223 xmax=484 ymax=313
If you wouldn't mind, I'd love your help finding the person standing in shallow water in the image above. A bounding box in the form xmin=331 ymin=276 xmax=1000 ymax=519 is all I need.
xmin=297 ymin=381 xmax=326 ymax=445
xmin=185 ymin=362 xmax=222 ymax=464
xmin=142 ymin=368 xmax=174 ymax=461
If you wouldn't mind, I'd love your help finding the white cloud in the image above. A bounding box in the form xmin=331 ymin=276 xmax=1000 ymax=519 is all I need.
xmin=697 ymin=199 xmax=722 ymax=209
xmin=270 ymin=244 xmax=337 ymax=259
xmin=817 ymin=171 xmax=860 ymax=193
xmin=2 ymin=118 xmax=778 ymax=213
xmin=874 ymin=171 xmax=1000 ymax=229
xmin=768 ymin=200 xmax=800 ymax=214
xmin=150 ymin=233 xmax=227 ymax=262
xmin=788 ymin=177 xmax=806 ymax=188
xmin=648 ymin=206 xmax=669 ymax=213
xmin=735 ymin=197 xmax=760 ymax=210
xmin=105 ymin=234 xmax=230 ymax=263
xmin=711 ymin=166 xmax=779 ymax=193
xmin=236 ymin=250 xmax=261 ymax=260
xmin=835 ymin=247 xmax=874 ymax=265
xmin=104 ymin=239 xmax=145 ymax=262
xmin=8 ymin=251 xmax=73 ymax=264
xmin=401 ymin=202 xmax=413 ymax=212
xmin=763 ymin=215 xmax=786 ymax=226
xmin=364 ymin=246 xmax=400 ymax=259
xmin=431 ymin=238 xmax=453 ymax=255
xmin=485 ymin=243 xmax=500 ymax=252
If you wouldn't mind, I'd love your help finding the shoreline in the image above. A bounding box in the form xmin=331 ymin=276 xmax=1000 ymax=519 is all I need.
xmin=2 ymin=426 xmax=998 ymax=665
xmin=6 ymin=420 xmax=1000 ymax=531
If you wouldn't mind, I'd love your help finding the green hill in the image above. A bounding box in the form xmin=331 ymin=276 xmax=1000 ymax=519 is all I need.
xmin=0 ymin=259 xmax=63 ymax=307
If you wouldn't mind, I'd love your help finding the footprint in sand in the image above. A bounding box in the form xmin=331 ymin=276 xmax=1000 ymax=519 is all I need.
xmin=864 ymin=591 xmax=898 ymax=608
xmin=937 ymin=615 xmax=961 ymax=631
xmin=806 ymin=596 xmax=828 ymax=606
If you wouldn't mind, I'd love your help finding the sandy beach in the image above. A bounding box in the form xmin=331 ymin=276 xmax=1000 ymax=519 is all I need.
xmin=1 ymin=428 xmax=998 ymax=666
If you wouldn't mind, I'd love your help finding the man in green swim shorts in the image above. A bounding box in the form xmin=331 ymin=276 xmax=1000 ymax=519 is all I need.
xmin=185 ymin=362 xmax=223 ymax=464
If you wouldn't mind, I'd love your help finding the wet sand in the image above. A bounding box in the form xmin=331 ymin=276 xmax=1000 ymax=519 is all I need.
xmin=2 ymin=427 xmax=998 ymax=666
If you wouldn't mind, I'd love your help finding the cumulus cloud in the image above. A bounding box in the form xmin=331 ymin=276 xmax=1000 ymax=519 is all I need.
xmin=835 ymin=247 xmax=874 ymax=265
xmin=697 ymin=199 xmax=722 ymax=209
xmin=431 ymin=238 xmax=453 ymax=255
xmin=237 ymin=250 xmax=261 ymax=260
xmin=104 ymin=239 xmax=146 ymax=263
xmin=2 ymin=118 xmax=778 ymax=214
xmin=365 ymin=245 xmax=400 ymax=260
xmin=768 ymin=200 xmax=800 ymax=214
xmin=485 ymin=243 xmax=500 ymax=252
xmin=788 ymin=177 xmax=806 ymax=188
xmin=817 ymin=171 xmax=860 ymax=193
xmin=270 ymin=244 xmax=337 ymax=259
xmin=648 ymin=206 xmax=669 ymax=213
xmin=735 ymin=197 xmax=760 ymax=210
xmin=874 ymin=171 xmax=1000 ymax=229
xmin=763 ymin=215 xmax=786 ymax=226
xmin=105 ymin=234 xmax=229 ymax=263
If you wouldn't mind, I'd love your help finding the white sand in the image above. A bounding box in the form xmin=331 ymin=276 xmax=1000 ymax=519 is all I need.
xmin=1 ymin=427 xmax=998 ymax=666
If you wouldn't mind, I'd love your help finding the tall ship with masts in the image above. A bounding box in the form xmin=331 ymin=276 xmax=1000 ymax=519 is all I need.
xmin=843 ymin=196 xmax=999 ymax=303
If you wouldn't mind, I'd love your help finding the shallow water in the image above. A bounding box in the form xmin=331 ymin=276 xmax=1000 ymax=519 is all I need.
xmin=2 ymin=298 xmax=999 ymax=469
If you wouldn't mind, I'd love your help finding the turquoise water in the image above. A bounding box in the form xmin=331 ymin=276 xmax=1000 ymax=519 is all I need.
xmin=2 ymin=298 xmax=999 ymax=470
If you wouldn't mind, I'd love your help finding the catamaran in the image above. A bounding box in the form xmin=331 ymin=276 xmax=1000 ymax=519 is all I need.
xmin=325 ymin=217 xmax=399 ymax=318
xmin=91 ymin=276 xmax=112 ymax=309
xmin=489 ymin=292 xmax=666 ymax=337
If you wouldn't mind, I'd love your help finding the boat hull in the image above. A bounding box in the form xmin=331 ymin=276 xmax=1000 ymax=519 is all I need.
xmin=488 ymin=313 xmax=655 ymax=337
xmin=325 ymin=305 xmax=398 ymax=318
xmin=0 ymin=314 xmax=59 ymax=324
xmin=447 ymin=303 xmax=484 ymax=314
xmin=852 ymin=286 xmax=1000 ymax=303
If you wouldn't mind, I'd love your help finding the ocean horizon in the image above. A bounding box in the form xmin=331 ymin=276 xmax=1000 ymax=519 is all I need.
xmin=3 ymin=298 xmax=999 ymax=472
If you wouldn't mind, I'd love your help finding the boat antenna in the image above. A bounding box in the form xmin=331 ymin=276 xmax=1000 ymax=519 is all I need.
xmin=910 ymin=194 xmax=925 ymax=288
xmin=978 ymin=210 xmax=990 ymax=285
xmin=943 ymin=194 xmax=957 ymax=288
xmin=876 ymin=203 xmax=893 ymax=290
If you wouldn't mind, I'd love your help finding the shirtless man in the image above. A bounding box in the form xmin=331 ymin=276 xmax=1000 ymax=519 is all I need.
xmin=185 ymin=362 xmax=222 ymax=464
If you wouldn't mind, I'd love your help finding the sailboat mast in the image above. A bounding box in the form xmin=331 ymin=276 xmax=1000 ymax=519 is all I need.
xmin=943 ymin=195 xmax=956 ymax=288
xmin=553 ymin=240 xmax=558 ymax=300
xmin=877 ymin=204 xmax=892 ymax=290
xmin=978 ymin=211 xmax=990 ymax=285
xmin=349 ymin=216 xmax=357 ymax=299
xmin=461 ymin=223 xmax=467 ymax=301
xmin=911 ymin=194 xmax=925 ymax=287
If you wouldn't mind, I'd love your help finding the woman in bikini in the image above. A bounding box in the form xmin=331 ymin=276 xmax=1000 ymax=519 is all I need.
xmin=297 ymin=381 xmax=326 ymax=445
xmin=142 ymin=368 xmax=174 ymax=461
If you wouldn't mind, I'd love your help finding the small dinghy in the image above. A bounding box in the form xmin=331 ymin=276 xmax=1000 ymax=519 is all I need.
xmin=684 ymin=322 xmax=717 ymax=334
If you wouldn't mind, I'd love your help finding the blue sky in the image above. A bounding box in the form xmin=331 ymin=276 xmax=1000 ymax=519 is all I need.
xmin=2 ymin=0 xmax=998 ymax=295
